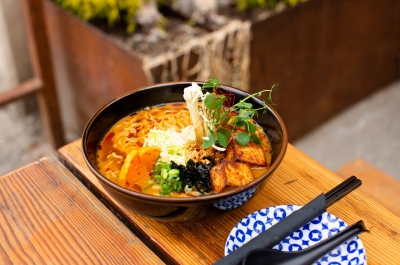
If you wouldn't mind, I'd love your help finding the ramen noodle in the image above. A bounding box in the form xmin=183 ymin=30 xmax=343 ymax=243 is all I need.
xmin=96 ymin=102 xmax=272 ymax=197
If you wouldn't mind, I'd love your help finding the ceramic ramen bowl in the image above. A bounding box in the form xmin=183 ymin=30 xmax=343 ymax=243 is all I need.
xmin=82 ymin=82 xmax=288 ymax=222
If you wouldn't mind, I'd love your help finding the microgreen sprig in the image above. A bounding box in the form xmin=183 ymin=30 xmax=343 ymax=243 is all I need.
xmin=201 ymin=78 xmax=277 ymax=148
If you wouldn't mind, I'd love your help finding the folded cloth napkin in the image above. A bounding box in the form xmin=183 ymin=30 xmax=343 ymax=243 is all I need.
xmin=214 ymin=193 xmax=326 ymax=265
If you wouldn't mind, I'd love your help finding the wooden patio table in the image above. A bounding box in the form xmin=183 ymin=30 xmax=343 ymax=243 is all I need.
xmin=0 ymin=155 xmax=164 ymax=264
xmin=57 ymin=139 xmax=400 ymax=265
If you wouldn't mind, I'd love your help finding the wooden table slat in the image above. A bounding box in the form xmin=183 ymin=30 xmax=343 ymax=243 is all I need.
xmin=0 ymin=155 xmax=164 ymax=265
xmin=58 ymin=140 xmax=400 ymax=265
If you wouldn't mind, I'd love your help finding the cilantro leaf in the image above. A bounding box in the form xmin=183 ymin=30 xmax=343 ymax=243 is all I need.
xmin=219 ymin=128 xmax=232 ymax=138
xmin=235 ymin=101 xmax=253 ymax=109
xmin=246 ymin=121 xmax=257 ymax=133
xmin=231 ymin=118 xmax=245 ymax=128
xmin=220 ymin=110 xmax=230 ymax=125
xmin=251 ymin=134 xmax=261 ymax=145
xmin=236 ymin=132 xmax=250 ymax=146
xmin=204 ymin=94 xmax=225 ymax=110
xmin=237 ymin=109 xmax=255 ymax=120
xmin=200 ymin=78 xmax=277 ymax=147
xmin=202 ymin=78 xmax=220 ymax=89
xmin=202 ymin=133 xmax=215 ymax=149
xmin=217 ymin=132 xmax=229 ymax=147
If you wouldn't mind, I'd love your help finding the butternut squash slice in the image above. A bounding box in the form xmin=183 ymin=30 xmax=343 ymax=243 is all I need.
xmin=137 ymin=147 xmax=162 ymax=171
xmin=124 ymin=164 xmax=149 ymax=191
xmin=118 ymin=146 xmax=161 ymax=190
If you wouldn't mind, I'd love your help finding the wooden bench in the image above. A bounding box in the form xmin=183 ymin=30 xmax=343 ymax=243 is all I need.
xmin=336 ymin=158 xmax=400 ymax=216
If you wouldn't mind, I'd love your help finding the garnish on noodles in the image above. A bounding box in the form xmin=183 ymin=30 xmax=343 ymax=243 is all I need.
xmin=96 ymin=79 xmax=276 ymax=196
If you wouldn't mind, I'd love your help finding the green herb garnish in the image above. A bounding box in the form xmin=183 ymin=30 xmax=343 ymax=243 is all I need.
xmin=153 ymin=159 xmax=214 ymax=195
xmin=154 ymin=161 xmax=182 ymax=195
xmin=201 ymin=78 xmax=277 ymax=148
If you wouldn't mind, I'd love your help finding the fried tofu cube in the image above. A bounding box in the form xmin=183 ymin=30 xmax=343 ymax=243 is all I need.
xmin=224 ymin=161 xmax=254 ymax=187
xmin=209 ymin=161 xmax=254 ymax=193
xmin=227 ymin=140 xmax=267 ymax=167
xmin=209 ymin=163 xmax=228 ymax=193
xmin=225 ymin=141 xmax=235 ymax=161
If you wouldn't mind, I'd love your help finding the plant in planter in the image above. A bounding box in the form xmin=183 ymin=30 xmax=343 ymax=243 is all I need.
xmin=51 ymin=0 xmax=302 ymax=90
xmin=45 ymin=0 xmax=396 ymax=143
xmin=45 ymin=0 xmax=304 ymax=138
xmin=53 ymin=0 xmax=167 ymax=33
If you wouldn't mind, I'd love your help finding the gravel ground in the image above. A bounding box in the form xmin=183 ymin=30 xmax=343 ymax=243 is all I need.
xmin=0 ymin=101 xmax=55 ymax=176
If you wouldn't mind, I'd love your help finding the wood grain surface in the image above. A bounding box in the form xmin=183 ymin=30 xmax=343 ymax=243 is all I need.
xmin=0 ymin=156 xmax=164 ymax=265
xmin=59 ymin=140 xmax=400 ymax=265
xmin=336 ymin=158 xmax=400 ymax=217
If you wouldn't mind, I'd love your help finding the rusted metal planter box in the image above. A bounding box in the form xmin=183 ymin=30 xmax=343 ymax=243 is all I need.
xmin=44 ymin=0 xmax=400 ymax=140
xmin=249 ymin=0 xmax=400 ymax=140
xmin=44 ymin=0 xmax=150 ymax=137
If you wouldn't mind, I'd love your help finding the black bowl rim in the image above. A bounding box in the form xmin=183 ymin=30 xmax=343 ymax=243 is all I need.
xmin=82 ymin=81 xmax=288 ymax=204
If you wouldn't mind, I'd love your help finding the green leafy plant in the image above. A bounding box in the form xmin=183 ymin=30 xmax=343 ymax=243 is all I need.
xmin=54 ymin=0 xmax=306 ymax=34
xmin=236 ymin=0 xmax=307 ymax=11
xmin=53 ymin=0 xmax=155 ymax=33
xmin=201 ymin=78 xmax=277 ymax=148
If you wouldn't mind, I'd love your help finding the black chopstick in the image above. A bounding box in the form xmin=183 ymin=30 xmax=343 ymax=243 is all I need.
xmin=214 ymin=176 xmax=362 ymax=265
xmin=325 ymin=176 xmax=362 ymax=207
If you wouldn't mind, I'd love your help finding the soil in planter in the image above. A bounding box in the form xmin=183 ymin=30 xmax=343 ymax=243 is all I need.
xmin=88 ymin=3 xmax=287 ymax=89
xmin=92 ymin=18 xmax=208 ymax=58
xmin=90 ymin=4 xmax=277 ymax=59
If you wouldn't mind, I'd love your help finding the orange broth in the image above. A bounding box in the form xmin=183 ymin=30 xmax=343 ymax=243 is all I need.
xmin=95 ymin=103 xmax=272 ymax=196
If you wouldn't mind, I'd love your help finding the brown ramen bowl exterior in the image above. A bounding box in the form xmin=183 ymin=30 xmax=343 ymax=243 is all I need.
xmin=82 ymin=82 xmax=288 ymax=222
